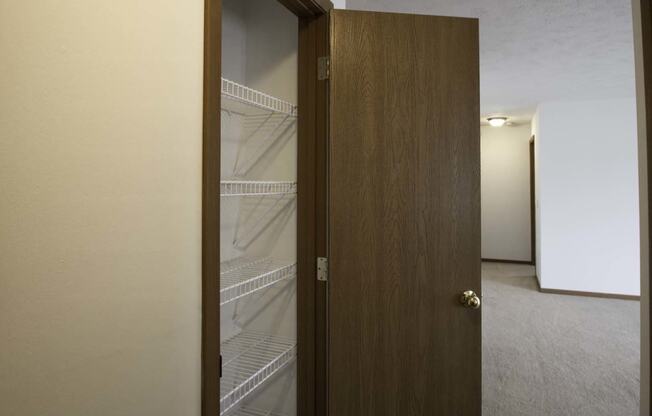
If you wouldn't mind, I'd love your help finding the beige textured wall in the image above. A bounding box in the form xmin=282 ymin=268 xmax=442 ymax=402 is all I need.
xmin=0 ymin=1 xmax=204 ymax=415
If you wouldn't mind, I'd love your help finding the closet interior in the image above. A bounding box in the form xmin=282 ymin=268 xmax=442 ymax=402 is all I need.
xmin=219 ymin=0 xmax=299 ymax=415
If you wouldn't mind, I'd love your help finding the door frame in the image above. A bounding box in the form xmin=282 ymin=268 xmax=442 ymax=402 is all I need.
xmin=296 ymin=7 xmax=331 ymax=416
xmin=634 ymin=1 xmax=652 ymax=414
xmin=529 ymin=135 xmax=536 ymax=266
xmin=201 ymin=1 xmax=221 ymax=414
xmin=201 ymin=1 xmax=331 ymax=416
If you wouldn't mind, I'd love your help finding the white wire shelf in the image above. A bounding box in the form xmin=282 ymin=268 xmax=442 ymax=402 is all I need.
xmin=221 ymin=257 xmax=296 ymax=306
xmin=220 ymin=331 xmax=297 ymax=416
xmin=221 ymin=181 xmax=297 ymax=197
xmin=222 ymin=78 xmax=298 ymax=117
xmin=229 ymin=407 xmax=287 ymax=416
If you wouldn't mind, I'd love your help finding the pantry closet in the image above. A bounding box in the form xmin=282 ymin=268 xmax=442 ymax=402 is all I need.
xmin=202 ymin=1 xmax=481 ymax=415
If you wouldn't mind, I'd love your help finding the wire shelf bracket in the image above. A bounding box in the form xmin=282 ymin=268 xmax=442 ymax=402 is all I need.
xmin=233 ymin=196 xmax=295 ymax=249
xmin=232 ymin=117 xmax=296 ymax=178
xmin=220 ymin=258 xmax=296 ymax=306
xmin=220 ymin=332 xmax=297 ymax=416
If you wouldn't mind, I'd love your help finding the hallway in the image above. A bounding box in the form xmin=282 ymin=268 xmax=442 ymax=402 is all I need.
xmin=482 ymin=262 xmax=640 ymax=415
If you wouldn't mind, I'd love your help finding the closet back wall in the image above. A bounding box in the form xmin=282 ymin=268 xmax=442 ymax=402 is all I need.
xmin=0 ymin=1 xmax=204 ymax=415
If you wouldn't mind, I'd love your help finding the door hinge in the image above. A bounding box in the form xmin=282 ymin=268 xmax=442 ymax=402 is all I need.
xmin=219 ymin=354 xmax=222 ymax=378
xmin=317 ymin=257 xmax=328 ymax=281
xmin=318 ymin=56 xmax=330 ymax=80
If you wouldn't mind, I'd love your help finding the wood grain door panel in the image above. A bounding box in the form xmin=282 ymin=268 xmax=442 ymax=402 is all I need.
xmin=328 ymin=10 xmax=481 ymax=416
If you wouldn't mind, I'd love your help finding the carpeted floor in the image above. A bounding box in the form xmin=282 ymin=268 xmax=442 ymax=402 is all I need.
xmin=482 ymin=262 xmax=640 ymax=416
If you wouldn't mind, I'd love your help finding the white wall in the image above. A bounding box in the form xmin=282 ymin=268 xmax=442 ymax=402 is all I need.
xmin=535 ymin=98 xmax=640 ymax=296
xmin=0 ymin=1 xmax=203 ymax=415
xmin=332 ymin=0 xmax=347 ymax=9
xmin=481 ymin=124 xmax=532 ymax=262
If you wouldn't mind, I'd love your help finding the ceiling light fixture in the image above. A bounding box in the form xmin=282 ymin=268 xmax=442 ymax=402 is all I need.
xmin=487 ymin=117 xmax=508 ymax=127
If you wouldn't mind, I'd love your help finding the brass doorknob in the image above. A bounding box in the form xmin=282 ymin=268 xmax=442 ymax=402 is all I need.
xmin=460 ymin=290 xmax=481 ymax=309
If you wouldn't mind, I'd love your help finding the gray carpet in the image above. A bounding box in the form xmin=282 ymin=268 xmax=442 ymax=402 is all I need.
xmin=482 ymin=262 xmax=640 ymax=416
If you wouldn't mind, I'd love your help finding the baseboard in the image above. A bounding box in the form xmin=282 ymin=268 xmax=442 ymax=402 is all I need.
xmin=483 ymin=259 xmax=639 ymax=300
xmin=482 ymin=258 xmax=534 ymax=265
xmin=534 ymin=280 xmax=640 ymax=301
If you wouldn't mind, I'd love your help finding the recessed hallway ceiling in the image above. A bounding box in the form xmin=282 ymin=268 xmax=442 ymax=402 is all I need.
xmin=346 ymin=0 xmax=636 ymax=122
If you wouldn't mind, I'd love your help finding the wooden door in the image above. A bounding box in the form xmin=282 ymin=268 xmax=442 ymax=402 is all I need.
xmin=328 ymin=10 xmax=481 ymax=416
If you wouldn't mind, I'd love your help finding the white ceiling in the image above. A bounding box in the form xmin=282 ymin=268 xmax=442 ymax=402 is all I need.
xmin=346 ymin=0 xmax=637 ymax=123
